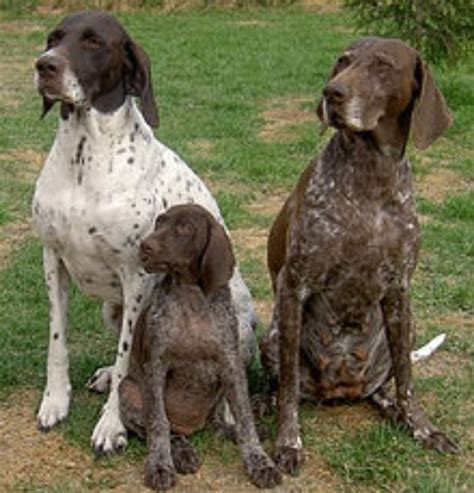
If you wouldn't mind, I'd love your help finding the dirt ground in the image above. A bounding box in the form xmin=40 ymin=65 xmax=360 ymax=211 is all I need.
xmin=0 ymin=389 xmax=358 ymax=492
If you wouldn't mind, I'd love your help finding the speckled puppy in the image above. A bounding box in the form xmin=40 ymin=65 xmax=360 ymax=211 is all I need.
xmin=119 ymin=204 xmax=281 ymax=490
xmin=32 ymin=11 xmax=256 ymax=454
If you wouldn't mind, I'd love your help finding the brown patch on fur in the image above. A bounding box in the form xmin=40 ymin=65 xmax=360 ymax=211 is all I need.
xmin=415 ymin=168 xmax=467 ymax=203
xmin=258 ymin=97 xmax=315 ymax=142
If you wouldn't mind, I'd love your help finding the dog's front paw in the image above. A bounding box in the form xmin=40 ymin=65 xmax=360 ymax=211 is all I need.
xmin=37 ymin=384 xmax=71 ymax=431
xmin=275 ymin=445 xmax=303 ymax=476
xmin=245 ymin=451 xmax=282 ymax=489
xmin=91 ymin=405 xmax=127 ymax=454
xmin=171 ymin=436 xmax=201 ymax=474
xmin=86 ymin=366 xmax=113 ymax=393
xmin=145 ymin=457 xmax=177 ymax=490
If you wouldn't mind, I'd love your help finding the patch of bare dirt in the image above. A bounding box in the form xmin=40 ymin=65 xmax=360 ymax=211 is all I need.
xmin=415 ymin=168 xmax=468 ymax=203
xmin=298 ymin=0 xmax=341 ymax=13
xmin=0 ymin=21 xmax=44 ymax=34
xmin=0 ymin=56 xmax=36 ymax=109
xmin=0 ymin=220 xmax=32 ymax=270
xmin=246 ymin=192 xmax=286 ymax=216
xmin=431 ymin=313 xmax=474 ymax=343
xmin=186 ymin=138 xmax=215 ymax=160
xmin=312 ymin=400 xmax=380 ymax=436
xmin=415 ymin=350 xmax=471 ymax=379
xmin=259 ymin=97 xmax=316 ymax=143
xmin=2 ymin=148 xmax=46 ymax=182
xmin=227 ymin=20 xmax=270 ymax=27
xmin=0 ymin=389 xmax=347 ymax=492
xmin=232 ymin=227 xmax=267 ymax=253
xmin=254 ymin=298 xmax=273 ymax=327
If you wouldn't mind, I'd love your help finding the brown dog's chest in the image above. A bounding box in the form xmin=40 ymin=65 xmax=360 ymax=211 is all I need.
xmin=291 ymin=155 xmax=420 ymax=400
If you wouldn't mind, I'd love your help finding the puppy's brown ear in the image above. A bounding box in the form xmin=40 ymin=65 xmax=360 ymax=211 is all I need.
xmin=124 ymin=38 xmax=159 ymax=128
xmin=200 ymin=221 xmax=235 ymax=294
xmin=412 ymin=57 xmax=452 ymax=150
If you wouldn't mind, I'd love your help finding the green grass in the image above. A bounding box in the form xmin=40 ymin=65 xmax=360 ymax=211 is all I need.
xmin=0 ymin=5 xmax=473 ymax=492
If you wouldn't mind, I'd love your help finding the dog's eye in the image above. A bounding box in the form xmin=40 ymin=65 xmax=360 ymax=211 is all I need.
xmin=82 ymin=31 xmax=103 ymax=50
xmin=176 ymin=222 xmax=194 ymax=236
xmin=335 ymin=55 xmax=351 ymax=71
xmin=154 ymin=215 xmax=167 ymax=228
xmin=46 ymin=31 xmax=63 ymax=49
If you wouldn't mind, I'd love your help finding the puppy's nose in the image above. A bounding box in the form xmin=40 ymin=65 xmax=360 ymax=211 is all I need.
xmin=139 ymin=239 xmax=154 ymax=259
xmin=36 ymin=55 xmax=61 ymax=77
xmin=323 ymin=80 xmax=348 ymax=103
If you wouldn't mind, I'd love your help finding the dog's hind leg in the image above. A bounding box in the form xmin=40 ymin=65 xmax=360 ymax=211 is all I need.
xmin=86 ymin=303 xmax=122 ymax=393
xmin=381 ymin=285 xmax=458 ymax=453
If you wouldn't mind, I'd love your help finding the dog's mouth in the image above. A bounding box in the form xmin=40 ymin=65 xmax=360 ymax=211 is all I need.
xmin=323 ymin=100 xmax=348 ymax=130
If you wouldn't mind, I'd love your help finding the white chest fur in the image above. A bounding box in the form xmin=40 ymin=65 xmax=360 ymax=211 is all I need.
xmin=33 ymin=99 xmax=220 ymax=302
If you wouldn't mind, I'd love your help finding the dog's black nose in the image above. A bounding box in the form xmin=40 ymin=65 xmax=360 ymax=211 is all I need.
xmin=323 ymin=80 xmax=348 ymax=103
xmin=36 ymin=56 xmax=60 ymax=77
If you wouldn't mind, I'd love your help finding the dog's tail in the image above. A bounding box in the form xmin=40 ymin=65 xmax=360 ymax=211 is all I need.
xmin=410 ymin=333 xmax=446 ymax=364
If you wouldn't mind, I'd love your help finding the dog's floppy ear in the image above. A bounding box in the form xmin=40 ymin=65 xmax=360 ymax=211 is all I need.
xmin=124 ymin=38 xmax=159 ymax=128
xmin=199 ymin=220 xmax=235 ymax=294
xmin=40 ymin=96 xmax=55 ymax=119
xmin=411 ymin=57 xmax=452 ymax=150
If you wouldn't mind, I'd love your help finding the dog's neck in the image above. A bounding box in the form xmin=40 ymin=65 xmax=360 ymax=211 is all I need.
xmin=57 ymin=97 xmax=150 ymax=142
xmin=323 ymin=124 xmax=412 ymax=203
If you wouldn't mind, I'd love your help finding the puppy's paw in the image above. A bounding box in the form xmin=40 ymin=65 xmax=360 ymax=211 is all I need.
xmin=245 ymin=451 xmax=282 ymax=489
xmin=86 ymin=366 xmax=112 ymax=393
xmin=37 ymin=384 xmax=71 ymax=431
xmin=145 ymin=459 xmax=177 ymax=490
xmin=275 ymin=445 xmax=303 ymax=477
xmin=91 ymin=405 xmax=127 ymax=454
xmin=171 ymin=436 xmax=201 ymax=474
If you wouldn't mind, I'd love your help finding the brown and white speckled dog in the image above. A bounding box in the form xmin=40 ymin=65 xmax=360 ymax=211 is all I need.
xmin=119 ymin=204 xmax=281 ymax=490
xmin=261 ymin=37 xmax=458 ymax=475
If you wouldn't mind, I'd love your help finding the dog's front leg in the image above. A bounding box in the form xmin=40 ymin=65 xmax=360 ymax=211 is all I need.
xmin=222 ymin=353 xmax=281 ymax=488
xmin=91 ymin=276 xmax=151 ymax=453
xmin=143 ymin=356 xmax=176 ymax=490
xmin=382 ymin=282 xmax=458 ymax=453
xmin=275 ymin=265 xmax=304 ymax=475
xmin=37 ymin=247 xmax=71 ymax=431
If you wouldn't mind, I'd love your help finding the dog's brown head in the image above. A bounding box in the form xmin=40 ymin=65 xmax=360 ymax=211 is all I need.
xmin=35 ymin=10 xmax=159 ymax=127
xmin=140 ymin=204 xmax=235 ymax=294
xmin=317 ymin=37 xmax=451 ymax=150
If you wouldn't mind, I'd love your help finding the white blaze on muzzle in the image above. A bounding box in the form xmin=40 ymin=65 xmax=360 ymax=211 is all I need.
xmin=35 ymin=47 xmax=86 ymax=105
